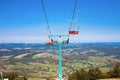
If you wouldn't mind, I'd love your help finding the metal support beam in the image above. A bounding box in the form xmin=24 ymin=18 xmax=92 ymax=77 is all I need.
xmin=58 ymin=42 xmax=62 ymax=80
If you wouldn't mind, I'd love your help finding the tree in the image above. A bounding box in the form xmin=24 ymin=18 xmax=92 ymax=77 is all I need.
xmin=4 ymin=72 xmax=18 ymax=80
xmin=68 ymin=69 xmax=89 ymax=80
xmin=94 ymin=67 xmax=102 ymax=79
xmin=88 ymin=68 xmax=96 ymax=80
xmin=68 ymin=63 xmax=120 ymax=80
xmin=88 ymin=67 xmax=102 ymax=80
xmin=109 ymin=63 xmax=120 ymax=78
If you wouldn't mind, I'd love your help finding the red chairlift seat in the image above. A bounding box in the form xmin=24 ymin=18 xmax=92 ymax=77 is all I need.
xmin=69 ymin=31 xmax=73 ymax=34
xmin=63 ymin=57 xmax=69 ymax=60
xmin=52 ymin=61 xmax=57 ymax=65
xmin=74 ymin=31 xmax=78 ymax=34
xmin=46 ymin=41 xmax=53 ymax=45
xmin=69 ymin=30 xmax=78 ymax=35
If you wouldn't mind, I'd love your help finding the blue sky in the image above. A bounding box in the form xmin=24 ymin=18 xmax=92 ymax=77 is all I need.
xmin=0 ymin=0 xmax=120 ymax=43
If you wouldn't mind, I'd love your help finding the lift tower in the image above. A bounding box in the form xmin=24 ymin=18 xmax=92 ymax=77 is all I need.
xmin=41 ymin=0 xmax=79 ymax=80
xmin=49 ymin=35 xmax=69 ymax=80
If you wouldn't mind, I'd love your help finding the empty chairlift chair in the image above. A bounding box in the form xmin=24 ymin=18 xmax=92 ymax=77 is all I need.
xmin=46 ymin=41 xmax=53 ymax=45
xmin=69 ymin=30 xmax=79 ymax=35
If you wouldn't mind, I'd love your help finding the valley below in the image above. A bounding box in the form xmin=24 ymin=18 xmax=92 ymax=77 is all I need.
xmin=0 ymin=42 xmax=120 ymax=79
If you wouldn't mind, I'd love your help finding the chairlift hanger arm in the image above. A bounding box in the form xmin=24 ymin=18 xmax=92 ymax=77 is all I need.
xmin=69 ymin=0 xmax=79 ymax=35
xmin=70 ymin=0 xmax=77 ymax=26
xmin=41 ymin=0 xmax=51 ymax=35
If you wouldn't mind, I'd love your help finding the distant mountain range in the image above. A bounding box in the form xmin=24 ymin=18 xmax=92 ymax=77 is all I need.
xmin=0 ymin=42 xmax=120 ymax=78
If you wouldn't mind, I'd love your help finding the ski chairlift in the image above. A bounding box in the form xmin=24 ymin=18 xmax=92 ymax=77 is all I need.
xmin=69 ymin=30 xmax=78 ymax=35
xmin=63 ymin=53 xmax=69 ymax=60
xmin=63 ymin=57 xmax=69 ymax=60
xmin=46 ymin=41 xmax=53 ymax=45
xmin=62 ymin=38 xmax=69 ymax=44
xmin=46 ymin=35 xmax=69 ymax=45
xmin=46 ymin=38 xmax=54 ymax=45
xmin=69 ymin=25 xmax=79 ymax=35
xmin=52 ymin=61 xmax=57 ymax=65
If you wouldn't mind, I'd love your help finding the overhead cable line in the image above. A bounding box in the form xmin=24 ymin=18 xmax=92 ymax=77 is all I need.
xmin=41 ymin=0 xmax=51 ymax=35
xmin=69 ymin=0 xmax=79 ymax=35
xmin=70 ymin=0 xmax=77 ymax=27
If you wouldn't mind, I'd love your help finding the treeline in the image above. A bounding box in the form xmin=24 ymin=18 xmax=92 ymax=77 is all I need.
xmin=0 ymin=72 xmax=27 ymax=80
xmin=68 ymin=63 xmax=120 ymax=80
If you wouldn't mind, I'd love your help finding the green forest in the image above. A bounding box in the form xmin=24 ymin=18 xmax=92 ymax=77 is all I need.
xmin=68 ymin=63 xmax=120 ymax=80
